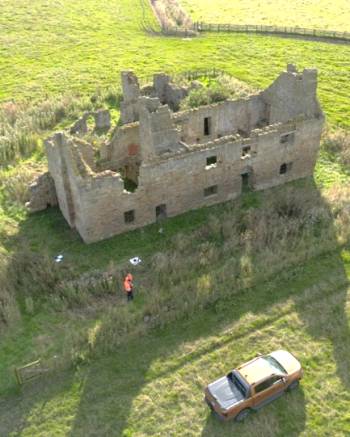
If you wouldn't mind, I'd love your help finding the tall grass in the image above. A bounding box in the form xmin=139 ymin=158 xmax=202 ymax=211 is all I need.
xmin=0 ymin=162 xmax=46 ymax=217
xmin=151 ymin=0 xmax=193 ymax=28
xmin=0 ymin=250 xmax=20 ymax=329
xmin=86 ymin=183 xmax=349 ymax=353
xmin=322 ymin=127 xmax=350 ymax=170
xmin=180 ymin=73 xmax=256 ymax=109
xmin=0 ymin=88 xmax=121 ymax=166
xmin=4 ymin=182 xmax=348 ymax=367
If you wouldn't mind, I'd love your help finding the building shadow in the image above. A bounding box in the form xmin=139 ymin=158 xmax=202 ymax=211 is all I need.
xmin=201 ymin=387 xmax=306 ymax=437
xmin=67 ymin=179 xmax=348 ymax=436
xmin=293 ymin=248 xmax=350 ymax=388
xmin=1 ymin=178 xmax=348 ymax=436
xmin=0 ymin=370 xmax=76 ymax=436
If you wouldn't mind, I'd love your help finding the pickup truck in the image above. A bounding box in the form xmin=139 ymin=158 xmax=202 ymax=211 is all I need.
xmin=204 ymin=350 xmax=303 ymax=422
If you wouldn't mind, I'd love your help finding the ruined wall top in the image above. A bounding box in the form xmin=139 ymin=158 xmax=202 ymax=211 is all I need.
xmin=42 ymin=64 xmax=324 ymax=186
xmin=121 ymin=71 xmax=140 ymax=102
xmin=262 ymin=64 xmax=322 ymax=124
xmin=120 ymin=71 xmax=195 ymax=124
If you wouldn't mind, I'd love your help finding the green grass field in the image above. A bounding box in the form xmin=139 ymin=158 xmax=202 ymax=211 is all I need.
xmin=1 ymin=0 xmax=350 ymax=436
xmin=0 ymin=1 xmax=349 ymax=127
xmin=180 ymin=0 xmax=350 ymax=31
xmin=1 ymin=246 xmax=350 ymax=436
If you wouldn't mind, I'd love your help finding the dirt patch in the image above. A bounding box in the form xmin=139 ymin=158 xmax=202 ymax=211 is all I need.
xmin=150 ymin=0 xmax=193 ymax=30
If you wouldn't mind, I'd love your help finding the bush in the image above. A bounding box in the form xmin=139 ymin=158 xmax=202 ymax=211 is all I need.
xmin=322 ymin=129 xmax=350 ymax=169
xmin=0 ymin=162 xmax=46 ymax=214
xmin=0 ymin=87 xmax=122 ymax=167
xmin=180 ymin=73 xmax=257 ymax=110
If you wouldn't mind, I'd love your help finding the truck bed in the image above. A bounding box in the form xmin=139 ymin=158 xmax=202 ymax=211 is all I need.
xmin=207 ymin=376 xmax=245 ymax=410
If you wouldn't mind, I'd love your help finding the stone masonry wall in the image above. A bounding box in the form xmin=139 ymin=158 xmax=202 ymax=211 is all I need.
xmin=42 ymin=65 xmax=324 ymax=243
xmin=72 ymin=115 xmax=322 ymax=243
xmin=26 ymin=172 xmax=58 ymax=213
xmin=173 ymin=95 xmax=267 ymax=145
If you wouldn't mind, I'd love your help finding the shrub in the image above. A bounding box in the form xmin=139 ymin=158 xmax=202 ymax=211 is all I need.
xmin=180 ymin=73 xmax=257 ymax=110
xmin=0 ymin=87 xmax=122 ymax=166
xmin=322 ymin=128 xmax=350 ymax=169
xmin=0 ymin=162 xmax=46 ymax=213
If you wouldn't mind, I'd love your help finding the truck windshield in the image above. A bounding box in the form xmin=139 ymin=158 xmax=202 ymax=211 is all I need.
xmin=263 ymin=356 xmax=287 ymax=374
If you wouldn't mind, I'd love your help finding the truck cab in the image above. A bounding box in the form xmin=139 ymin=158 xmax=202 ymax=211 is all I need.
xmin=205 ymin=350 xmax=303 ymax=422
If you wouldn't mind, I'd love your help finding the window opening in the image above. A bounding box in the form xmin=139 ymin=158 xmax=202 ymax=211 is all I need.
xmin=280 ymin=162 xmax=293 ymax=175
xmin=255 ymin=377 xmax=275 ymax=393
xmin=237 ymin=129 xmax=249 ymax=138
xmin=204 ymin=117 xmax=211 ymax=136
xmin=124 ymin=210 xmax=135 ymax=224
xmin=242 ymin=146 xmax=251 ymax=158
xmin=280 ymin=132 xmax=295 ymax=144
xmin=204 ymin=185 xmax=218 ymax=197
xmin=280 ymin=163 xmax=287 ymax=174
xmin=120 ymin=162 xmax=140 ymax=193
xmin=206 ymin=155 xmax=217 ymax=168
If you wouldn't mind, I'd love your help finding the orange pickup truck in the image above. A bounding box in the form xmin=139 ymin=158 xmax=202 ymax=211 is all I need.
xmin=204 ymin=350 xmax=303 ymax=422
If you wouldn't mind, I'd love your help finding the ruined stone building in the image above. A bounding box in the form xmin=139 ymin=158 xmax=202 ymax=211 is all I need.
xmin=28 ymin=65 xmax=324 ymax=243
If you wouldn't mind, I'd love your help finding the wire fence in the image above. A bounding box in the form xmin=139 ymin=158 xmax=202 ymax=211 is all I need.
xmin=138 ymin=68 xmax=227 ymax=85
xmin=140 ymin=0 xmax=350 ymax=42
xmin=193 ymin=22 xmax=350 ymax=42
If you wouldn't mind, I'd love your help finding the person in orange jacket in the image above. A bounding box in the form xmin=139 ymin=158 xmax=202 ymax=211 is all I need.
xmin=124 ymin=273 xmax=134 ymax=302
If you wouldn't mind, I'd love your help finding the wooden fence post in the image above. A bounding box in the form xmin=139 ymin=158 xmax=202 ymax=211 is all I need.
xmin=14 ymin=367 xmax=22 ymax=386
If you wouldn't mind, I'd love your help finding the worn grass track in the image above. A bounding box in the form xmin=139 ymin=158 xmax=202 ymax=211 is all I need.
xmin=1 ymin=246 xmax=349 ymax=436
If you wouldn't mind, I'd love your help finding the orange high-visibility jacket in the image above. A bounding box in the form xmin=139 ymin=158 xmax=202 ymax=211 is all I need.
xmin=124 ymin=278 xmax=132 ymax=292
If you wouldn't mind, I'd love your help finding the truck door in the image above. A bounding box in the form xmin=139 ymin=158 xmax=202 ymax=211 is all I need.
xmin=252 ymin=375 xmax=286 ymax=409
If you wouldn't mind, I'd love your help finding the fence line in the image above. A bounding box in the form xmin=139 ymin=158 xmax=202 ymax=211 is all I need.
xmin=138 ymin=68 xmax=227 ymax=85
xmin=141 ymin=0 xmax=350 ymax=41
xmin=193 ymin=22 xmax=350 ymax=42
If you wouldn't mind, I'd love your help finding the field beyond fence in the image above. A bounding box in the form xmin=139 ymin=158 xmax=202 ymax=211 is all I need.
xmin=162 ymin=21 xmax=350 ymax=42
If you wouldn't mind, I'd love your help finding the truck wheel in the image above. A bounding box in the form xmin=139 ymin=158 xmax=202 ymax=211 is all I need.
xmin=235 ymin=409 xmax=251 ymax=422
xmin=287 ymin=380 xmax=299 ymax=392
xmin=205 ymin=397 xmax=214 ymax=412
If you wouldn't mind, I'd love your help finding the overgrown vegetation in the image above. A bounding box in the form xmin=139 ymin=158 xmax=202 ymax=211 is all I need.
xmin=0 ymin=89 xmax=121 ymax=166
xmin=0 ymin=72 xmax=253 ymax=168
xmin=180 ymin=73 xmax=256 ymax=109
xmin=323 ymin=128 xmax=350 ymax=171
xmin=151 ymin=0 xmax=193 ymax=28
xmin=1 ymin=180 xmax=350 ymax=384
xmin=1 ymin=0 xmax=350 ymax=435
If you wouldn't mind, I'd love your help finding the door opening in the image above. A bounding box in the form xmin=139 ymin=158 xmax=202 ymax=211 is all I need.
xmin=156 ymin=204 xmax=167 ymax=221
xmin=241 ymin=172 xmax=251 ymax=192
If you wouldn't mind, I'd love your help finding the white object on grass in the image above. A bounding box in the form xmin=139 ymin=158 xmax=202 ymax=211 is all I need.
xmin=129 ymin=257 xmax=142 ymax=266
xmin=54 ymin=254 xmax=64 ymax=263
